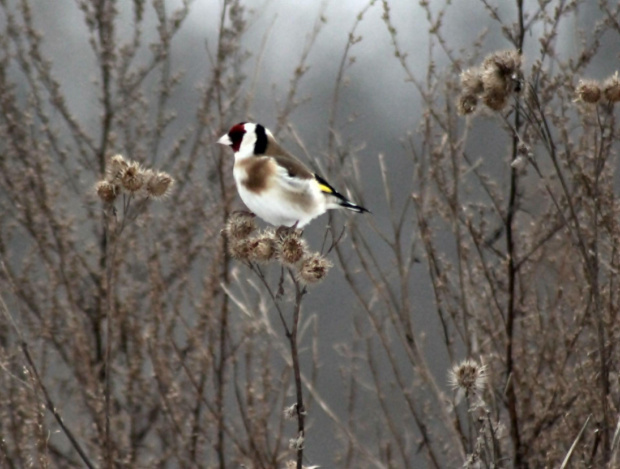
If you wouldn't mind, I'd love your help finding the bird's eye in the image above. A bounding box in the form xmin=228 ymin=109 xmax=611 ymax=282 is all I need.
xmin=229 ymin=130 xmax=243 ymax=143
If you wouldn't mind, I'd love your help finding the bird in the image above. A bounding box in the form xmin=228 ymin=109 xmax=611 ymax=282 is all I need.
xmin=217 ymin=122 xmax=368 ymax=228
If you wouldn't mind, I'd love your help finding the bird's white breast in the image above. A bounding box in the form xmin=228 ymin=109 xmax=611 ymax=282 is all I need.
xmin=233 ymin=160 xmax=326 ymax=227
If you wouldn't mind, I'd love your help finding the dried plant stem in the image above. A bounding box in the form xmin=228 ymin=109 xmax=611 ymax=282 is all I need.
xmin=0 ymin=283 xmax=95 ymax=469
xmin=21 ymin=342 xmax=96 ymax=469
xmin=560 ymin=414 xmax=591 ymax=469
xmin=505 ymin=99 xmax=522 ymax=467
xmin=289 ymin=278 xmax=307 ymax=469
xmin=215 ymin=198 xmax=230 ymax=469
xmin=252 ymin=263 xmax=308 ymax=468
xmin=212 ymin=4 xmax=237 ymax=465
xmin=216 ymin=289 xmax=229 ymax=469
xmin=506 ymin=3 xmax=525 ymax=465
xmin=104 ymin=215 xmax=117 ymax=469
xmin=94 ymin=0 xmax=115 ymax=172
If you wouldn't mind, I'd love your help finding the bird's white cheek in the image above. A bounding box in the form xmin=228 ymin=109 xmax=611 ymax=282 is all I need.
xmin=236 ymin=134 xmax=257 ymax=159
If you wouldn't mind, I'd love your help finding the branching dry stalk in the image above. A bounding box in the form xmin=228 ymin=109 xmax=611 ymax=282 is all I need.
xmin=0 ymin=280 xmax=95 ymax=469
xmin=286 ymin=276 xmax=308 ymax=469
xmin=223 ymin=212 xmax=333 ymax=469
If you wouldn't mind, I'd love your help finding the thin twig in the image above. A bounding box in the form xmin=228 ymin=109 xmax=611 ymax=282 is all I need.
xmin=560 ymin=414 xmax=591 ymax=469
xmin=288 ymin=275 xmax=307 ymax=469
xmin=21 ymin=343 xmax=96 ymax=469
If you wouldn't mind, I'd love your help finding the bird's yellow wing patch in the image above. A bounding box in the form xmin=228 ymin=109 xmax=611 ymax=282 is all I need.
xmin=318 ymin=182 xmax=334 ymax=194
xmin=314 ymin=174 xmax=336 ymax=194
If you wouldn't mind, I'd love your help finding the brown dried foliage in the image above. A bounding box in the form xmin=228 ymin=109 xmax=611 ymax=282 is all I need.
xmin=2 ymin=1 xmax=620 ymax=469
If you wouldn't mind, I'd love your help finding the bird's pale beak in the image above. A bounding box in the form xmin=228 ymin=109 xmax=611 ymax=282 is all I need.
xmin=217 ymin=134 xmax=232 ymax=146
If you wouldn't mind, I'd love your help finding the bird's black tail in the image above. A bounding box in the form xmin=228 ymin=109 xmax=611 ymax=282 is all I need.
xmin=337 ymin=198 xmax=369 ymax=213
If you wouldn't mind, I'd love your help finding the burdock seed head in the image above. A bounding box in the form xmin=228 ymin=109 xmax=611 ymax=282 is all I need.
xmin=224 ymin=211 xmax=257 ymax=241
xmin=448 ymin=358 xmax=487 ymax=396
xmin=297 ymin=253 xmax=332 ymax=285
xmin=247 ymin=231 xmax=277 ymax=263
xmin=482 ymin=50 xmax=522 ymax=78
xmin=228 ymin=238 xmax=253 ymax=260
xmin=145 ymin=170 xmax=174 ymax=198
xmin=96 ymin=154 xmax=175 ymax=209
xmin=481 ymin=86 xmax=509 ymax=111
xmin=121 ymin=161 xmax=146 ymax=193
xmin=276 ymin=229 xmax=306 ymax=265
xmin=457 ymin=93 xmax=478 ymax=115
xmin=96 ymin=180 xmax=119 ymax=203
xmin=602 ymin=72 xmax=620 ymax=103
xmin=457 ymin=68 xmax=484 ymax=115
xmin=107 ymin=154 xmax=129 ymax=182
xmin=460 ymin=68 xmax=484 ymax=95
xmin=575 ymin=79 xmax=601 ymax=104
xmin=480 ymin=50 xmax=523 ymax=111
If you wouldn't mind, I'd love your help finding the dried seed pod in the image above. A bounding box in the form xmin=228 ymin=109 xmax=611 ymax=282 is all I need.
xmin=448 ymin=358 xmax=487 ymax=396
xmin=121 ymin=162 xmax=145 ymax=193
xmin=575 ymin=79 xmax=601 ymax=104
xmin=297 ymin=253 xmax=332 ymax=285
xmin=107 ymin=154 xmax=129 ymax=182
xmin=602 ymin=72 xmax=620 ymax=103
xmin=276 ymin=229 xmax=306 ymax=265
xmin=223 ymin=211 xmax=257 ymax=241
xmin=228 ymin=238 xmax=253 ymax=260
xmin=96 ymin=180 xmax=119 ymax=203
xmin=146 ymin=171 xmax=174 ymax=198
xmin=481 ymin=86 xmax=509 ymax=111
xmin=247 ymin=231 xmax=277 ymax=262
xmin=460 ymin=68 xmax=484 ymax=95
xmin=457 ymin=93 xmax=478 ymax=115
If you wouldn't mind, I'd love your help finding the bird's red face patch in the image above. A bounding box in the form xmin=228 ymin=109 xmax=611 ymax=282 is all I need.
xmin=227 ymin=122 xmax=247 ymax=153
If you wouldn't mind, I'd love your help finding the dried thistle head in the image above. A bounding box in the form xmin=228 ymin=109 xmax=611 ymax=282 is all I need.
xmin=121 ymin=161 xmax=145 ymax=193
xmin=297 ymin=253 xmax=332 ymax=285
xmin=575 ymin=79 xmax=601 ymax=104
xmin=146 ymin=170 xmax=174 ymax=198
xmin=481 ymin=65 xmax=508 ymax=94
xmin=479 ymin=50 xmax=523 ymax=111
xmin=457 ymin=93 xmax=478 ymax=115
xmin=457 ymin=51 xmax=523 ymax=116
xmin=228 ymin=238 xmax=253 ymax=260
xmin=102 ymin=154 xmax=174 ymax=200
xmin=460 ymin=68 xmax=484 ymax=95
xmin=95 ymin=180 xmax=119 ymax=203
xmin=107 ymin=154 xmax=128 ymax=182
xmin=481 ymin=86 xmax=509 ymax=111
xmin=448 ymin=359 xmax=487 ymax=396
xmin=457 ymin=68 xmax=484 ymax=115
xmin=247 ymin=231 xmax=277 ymax=263
xmin=602 ymin=71 xmax=620 ymax=103
xmin=224 ymin=211 xmax=257 ymax=241
xmin=482 ymin=50 xmax=522 ymax=78
xmin=276 ymin=229 xmax=306 ymax=265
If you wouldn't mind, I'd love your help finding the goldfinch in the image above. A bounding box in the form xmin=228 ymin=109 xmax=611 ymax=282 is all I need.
xmin=218 ymin=122 xmax=368 ymax=228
